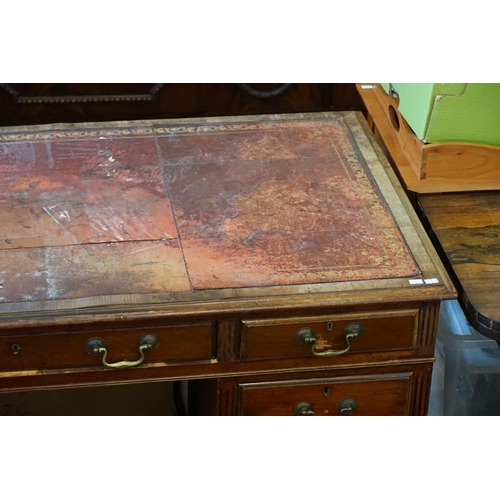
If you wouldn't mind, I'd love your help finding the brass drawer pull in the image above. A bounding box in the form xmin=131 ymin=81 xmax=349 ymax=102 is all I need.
xmin=85 ymin=335 xmax=159 ymax=369
xmin=294 ymin=401 xmax=315 ymax=416
xmin=295 ymin=323 xmax=364 ymax=357
xmin=338 ymin=398 xmax=359 ymax=415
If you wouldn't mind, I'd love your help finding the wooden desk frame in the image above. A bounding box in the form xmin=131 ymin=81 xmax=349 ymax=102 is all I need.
xmin=0 ymin=112 xmax=456 ymax=415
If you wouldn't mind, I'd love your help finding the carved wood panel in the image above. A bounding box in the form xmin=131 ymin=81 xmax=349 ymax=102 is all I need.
xmin=0 ymin=83 xmax=365 ymax=126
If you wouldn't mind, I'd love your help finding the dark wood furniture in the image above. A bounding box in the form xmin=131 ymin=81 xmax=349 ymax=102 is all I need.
xmin=0 ymin=83 xmax=365 ymax=127
xmin=357 ymin=83 xmax=500 ymax=344
xmin=417 ymin=193 xmax=500 ymax=343
xmin=0 ymin=111 xmax=455 ymax=415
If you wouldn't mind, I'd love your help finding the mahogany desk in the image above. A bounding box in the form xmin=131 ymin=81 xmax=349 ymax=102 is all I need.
xmin=357 ymin=84 xmax=500 ymax=344
xmin=0 ymin=112 xmax=455 ymax=415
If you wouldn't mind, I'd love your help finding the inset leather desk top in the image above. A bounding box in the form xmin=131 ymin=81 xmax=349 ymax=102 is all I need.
xmin=0 ymin=112 xmax=445 ymax=312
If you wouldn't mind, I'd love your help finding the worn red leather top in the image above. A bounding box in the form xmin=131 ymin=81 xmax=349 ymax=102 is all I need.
xmin=0 ymin=116 xmax=419 ymax=303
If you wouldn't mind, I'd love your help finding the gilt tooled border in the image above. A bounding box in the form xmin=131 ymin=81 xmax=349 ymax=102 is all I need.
xmin=153 ymin=120 xmax=318 ymax=135
xmin=329 ymin=118 xmax=420 ymax=276
xmin=0 ymin=126 xmax=155 ymax=142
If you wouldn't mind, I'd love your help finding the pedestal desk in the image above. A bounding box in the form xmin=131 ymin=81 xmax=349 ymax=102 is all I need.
xmin=0 ymin=112 xmax=455 ymax=415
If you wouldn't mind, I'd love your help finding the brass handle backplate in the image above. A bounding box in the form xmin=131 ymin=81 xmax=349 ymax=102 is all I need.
xmin=294 ymin=401 xmax=315 ymax=416
xmin=85 ymin=335 xmax=159 ymax=369
xmin=338 ymin=398 xmax=359 ymax=415
xmin=295 ymin=323 xmax=364 ymax=357
xmin=294 ymin=399 xmax=359 ymax=416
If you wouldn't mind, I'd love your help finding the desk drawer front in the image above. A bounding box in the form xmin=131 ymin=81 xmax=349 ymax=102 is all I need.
xmin=0 ymin=323 xmax=215 ymax=372
xmin=241 ymin=310 xmax=418 ymax=361
xmin=239 ymin=373 xmax=411 ymax=416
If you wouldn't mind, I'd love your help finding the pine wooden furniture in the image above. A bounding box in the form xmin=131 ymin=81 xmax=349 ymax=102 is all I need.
xmin=0 ymin=112 xmax=455 ymax=415
xmin=357 ymin=84 xmax=500 ymax=193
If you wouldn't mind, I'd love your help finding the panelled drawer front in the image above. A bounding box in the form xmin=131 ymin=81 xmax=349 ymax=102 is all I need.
xmin=0 ymin=323 xmax=215 ymax=372
xmin=241 ymin=310 xmax=418 ymax=361
xmin=239 ymin=373 xmax=411 ymax=416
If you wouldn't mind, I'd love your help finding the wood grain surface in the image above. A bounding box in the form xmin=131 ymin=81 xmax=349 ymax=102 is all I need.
xmin=419 ymin=192 xmax=500 ymax=339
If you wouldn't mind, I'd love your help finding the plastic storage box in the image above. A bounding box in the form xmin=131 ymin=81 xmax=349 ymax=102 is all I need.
xmin=433 ymin=299 xmax=500 ymax=416
xmin=379 ymin=83 xmax=500 ymax=146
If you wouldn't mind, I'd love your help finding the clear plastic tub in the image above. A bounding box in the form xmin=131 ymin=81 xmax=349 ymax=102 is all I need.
xmin=432 ymin=299 xmax=500 ymax=416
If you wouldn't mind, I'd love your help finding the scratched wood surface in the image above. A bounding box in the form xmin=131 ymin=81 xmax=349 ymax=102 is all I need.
xmin=0 ymin=112 xmax=455 ymax=312
xmin=419 ymin=192 xmax=500 ymax=338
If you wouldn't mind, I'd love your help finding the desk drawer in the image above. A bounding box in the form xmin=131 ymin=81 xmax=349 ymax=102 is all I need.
xmin=239 ymin=373 xmax=411 ymax=416
xmin=0 ymin=323 xmax=215 ymax=372
xmin=241 ymin=310 xmax=418 ymax=361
